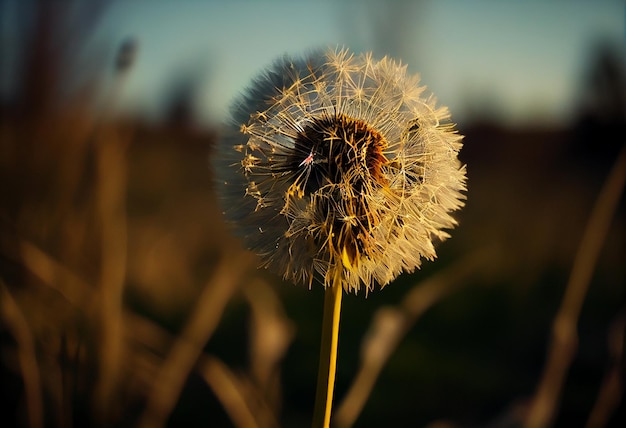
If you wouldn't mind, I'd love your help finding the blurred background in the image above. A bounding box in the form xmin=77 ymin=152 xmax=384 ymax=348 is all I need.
xmin=1 ymin=1 xmax=624 ymax=427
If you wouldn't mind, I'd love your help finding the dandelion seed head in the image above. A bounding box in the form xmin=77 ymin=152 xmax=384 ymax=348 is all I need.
xmin=216 ymin=48 xmax=467 ymax=293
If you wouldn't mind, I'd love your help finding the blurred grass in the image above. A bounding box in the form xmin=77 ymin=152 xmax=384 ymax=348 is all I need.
xmin=1 ymin=3 xmax=625 ymax=428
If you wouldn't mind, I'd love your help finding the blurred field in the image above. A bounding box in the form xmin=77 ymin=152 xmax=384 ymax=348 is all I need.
xmin=1 ymin=3 xmax=625 ymax=428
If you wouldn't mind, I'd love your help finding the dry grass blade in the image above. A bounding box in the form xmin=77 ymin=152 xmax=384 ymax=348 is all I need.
xmin=0 ymin=281 xmax=44 ymax=428
xmin=137 ymin=246 xmax=255 ymax=428
xmin=525 ymin=146 xmax=626 ymax=428
xmin=93 ymin=123 xmax=131 ymax=418
xmin=197 ymin=355 xmax=263 ymax=428
xmin=585 ymin=310 xmax=624 ymax=428
xmin=126 ymin=300 xmax=284 ymax=428
xmin=19 ymin=240 xmax=95 ymax=310
xmin=243 ymin=279 xmax=295 ymax=413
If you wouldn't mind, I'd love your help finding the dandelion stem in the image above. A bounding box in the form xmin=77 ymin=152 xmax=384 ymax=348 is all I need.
xmin=312 ymin=276 xmax=343 ymax=428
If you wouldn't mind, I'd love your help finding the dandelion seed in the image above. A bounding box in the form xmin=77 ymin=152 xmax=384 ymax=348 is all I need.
xmin=299 ymin=150 xmax=315 ymax=167
xmin=215 ymin=47 xmax=467 ymax=293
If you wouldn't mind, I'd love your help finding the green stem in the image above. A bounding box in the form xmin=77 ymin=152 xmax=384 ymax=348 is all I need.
xmin=312 ymin=278 xmax=343 ymax=428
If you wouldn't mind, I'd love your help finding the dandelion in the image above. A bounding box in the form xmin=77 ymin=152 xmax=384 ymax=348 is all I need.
xmin=215 ymin=47 xmax=466 ymax=427
xmin=216 ymin=47 xmax=466 ymax=294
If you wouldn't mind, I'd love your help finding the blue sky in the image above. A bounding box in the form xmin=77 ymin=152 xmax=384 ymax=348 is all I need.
xmin=3 ymin=0 xmax=625 ymax=127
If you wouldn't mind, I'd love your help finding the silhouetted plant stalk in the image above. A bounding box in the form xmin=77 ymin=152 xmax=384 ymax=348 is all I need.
xmin=525 ymin=146 xmax=626 ymax=428
xmin=216 ymin=47 xmax=467 ymax=427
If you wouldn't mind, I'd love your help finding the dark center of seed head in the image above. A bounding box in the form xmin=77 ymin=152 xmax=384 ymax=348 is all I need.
xmin=292 ymin=114 xmax=388 ymax=195
xmin=290 ymin=114 xmax=388 ymax=270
